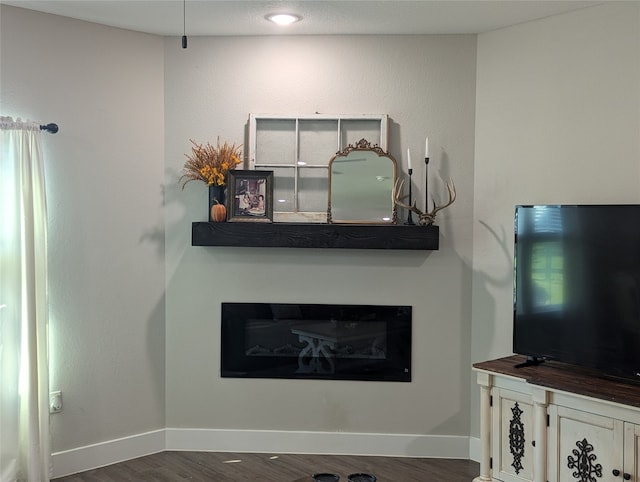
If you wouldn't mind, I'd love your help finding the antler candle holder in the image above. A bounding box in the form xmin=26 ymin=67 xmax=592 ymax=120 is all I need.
xmin=393 ymin=176 xmax=456 ymax=226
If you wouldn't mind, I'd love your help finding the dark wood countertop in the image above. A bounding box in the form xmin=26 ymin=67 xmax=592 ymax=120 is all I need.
xmin=474 ymin=355 xmax=640 ymax=409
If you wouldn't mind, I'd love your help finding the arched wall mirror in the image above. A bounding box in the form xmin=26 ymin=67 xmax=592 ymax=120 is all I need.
xmin=327 ymin=139 xmax=398 ymax=224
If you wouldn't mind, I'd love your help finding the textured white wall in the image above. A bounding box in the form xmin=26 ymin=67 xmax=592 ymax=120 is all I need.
xmin=1 ymin=6 xmax=166 ymax=451
xmin=164 ymin=35 xmax=477 ymax=437
xmin=471 ymin=2 xmax=640 ymax=437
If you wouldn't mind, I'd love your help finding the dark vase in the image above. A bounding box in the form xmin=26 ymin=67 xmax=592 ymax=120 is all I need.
xmin=209 ymin=184 xmax=226 ymax=222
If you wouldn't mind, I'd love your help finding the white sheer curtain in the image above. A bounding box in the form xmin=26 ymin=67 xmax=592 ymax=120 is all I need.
xmin=0 ymin=116 xmax=51 ymax=482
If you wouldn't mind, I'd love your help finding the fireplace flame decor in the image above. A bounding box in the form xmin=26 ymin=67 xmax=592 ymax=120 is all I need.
xmin=221 ymin=303 xmax=412 ymax=382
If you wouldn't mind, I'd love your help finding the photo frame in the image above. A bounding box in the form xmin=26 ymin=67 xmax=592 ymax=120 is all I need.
xmin=227 ymin=170 xmax=274 ymax=223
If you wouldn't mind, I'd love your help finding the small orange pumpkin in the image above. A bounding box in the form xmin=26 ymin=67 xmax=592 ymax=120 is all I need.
xmin=211 ymin=201 xmax=227 ymax=222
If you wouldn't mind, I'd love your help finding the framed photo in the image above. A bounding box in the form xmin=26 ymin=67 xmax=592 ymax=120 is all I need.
xmin=227 ymin=170 xmax=274 ymax=223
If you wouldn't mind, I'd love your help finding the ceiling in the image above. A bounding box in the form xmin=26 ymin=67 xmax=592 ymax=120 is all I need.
xmin=2 ymin=0 xmax=604 ymax=36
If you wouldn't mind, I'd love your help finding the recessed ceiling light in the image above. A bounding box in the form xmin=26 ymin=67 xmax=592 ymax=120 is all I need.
xmin=266 ymin=13 xmax=302 ymax=26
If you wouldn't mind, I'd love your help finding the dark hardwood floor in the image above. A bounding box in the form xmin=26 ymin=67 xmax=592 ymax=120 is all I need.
xmin=52 ymin=451 xmax=479 ymax=481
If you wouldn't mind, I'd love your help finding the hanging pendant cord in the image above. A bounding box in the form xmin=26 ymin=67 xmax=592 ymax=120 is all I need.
xmin=182 ymin=0 xmax=188 ymax=49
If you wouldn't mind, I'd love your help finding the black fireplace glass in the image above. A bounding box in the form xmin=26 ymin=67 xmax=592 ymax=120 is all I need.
xmin=221 ymin=303 xmax=411 ymax=382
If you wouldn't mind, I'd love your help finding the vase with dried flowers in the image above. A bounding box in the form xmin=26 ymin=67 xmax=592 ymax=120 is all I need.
xmin=179 ymin=138 xmax=242 ymax=222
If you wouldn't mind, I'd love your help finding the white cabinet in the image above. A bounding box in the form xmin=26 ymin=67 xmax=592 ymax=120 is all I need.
xmin=474 ymin=356 xmax=640 ymax=482
xmin=625 ymin=423 xmax=640 ymax=481
xmin=548 ymin=405 xmax=624 ymax=482
xmin=475 ymin=368 xmax=547 ymax=482
xmin=491 ymin=388 xmax=535 ymax=482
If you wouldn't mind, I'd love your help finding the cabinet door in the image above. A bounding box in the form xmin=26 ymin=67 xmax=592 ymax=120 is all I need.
xmin=548 ymin=405 xmax=624 ymax=482
xmin=624 ymin=422 xmax=640 ymax=482
xmin=492 ymin=388 xmax=535 ymax=482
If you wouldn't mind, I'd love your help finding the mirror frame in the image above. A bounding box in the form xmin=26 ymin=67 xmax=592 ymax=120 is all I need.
xmin=327 ymin=139 xmax=398 ymax=224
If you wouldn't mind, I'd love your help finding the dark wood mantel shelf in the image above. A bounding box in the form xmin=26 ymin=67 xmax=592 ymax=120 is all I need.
xmin=192 ymin=222 xmax=439 ymax=250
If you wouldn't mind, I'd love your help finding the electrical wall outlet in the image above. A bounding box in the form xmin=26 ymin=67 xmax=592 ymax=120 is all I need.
xmin=50 ymin=391 xmax=62 ymax=413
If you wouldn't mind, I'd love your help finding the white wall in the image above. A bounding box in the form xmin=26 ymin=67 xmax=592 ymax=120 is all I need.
xmin=4 ymin=0 xmax=638 ymax=469
xmin=164 ymin=35 xmax=477 ymax=438
xmin=0 ymin=6 xmax=166 ymax=452
xmin=471 ymin=1 xmax=640 ymax=438
xmin=1 ymin=4 xmax=477 ymax=463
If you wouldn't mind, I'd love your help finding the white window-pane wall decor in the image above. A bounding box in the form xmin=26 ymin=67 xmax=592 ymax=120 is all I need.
xmin=249 ymin=114 xmax=388 ymax=222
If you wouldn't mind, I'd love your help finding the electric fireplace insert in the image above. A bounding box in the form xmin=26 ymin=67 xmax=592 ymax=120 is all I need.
xmin=221 ymin=303 xmax=412 ymax=382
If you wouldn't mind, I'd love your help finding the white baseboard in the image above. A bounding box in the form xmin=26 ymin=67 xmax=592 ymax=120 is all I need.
xmin=468 ymin=436 xmax=480 ymax=463
xmin=166 ymin=428 xmax=470 ymax=459
xmin=53 ymin=428 xmax=471 ymax=478
xmin=51 ymin=429 xmax=165 ymax=478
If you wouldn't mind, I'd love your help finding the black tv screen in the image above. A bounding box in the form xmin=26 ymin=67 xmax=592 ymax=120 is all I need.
xmin=513 ymin=204 xmax=640 ymax=380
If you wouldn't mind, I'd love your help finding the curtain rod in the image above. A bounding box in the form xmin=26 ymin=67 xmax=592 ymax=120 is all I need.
xmin=40 ymin=123 xmax=59 ymax=134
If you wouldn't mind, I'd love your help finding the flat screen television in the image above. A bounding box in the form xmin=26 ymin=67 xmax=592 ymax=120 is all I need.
xmin=513 ymin=204 xmax=640 ymax=381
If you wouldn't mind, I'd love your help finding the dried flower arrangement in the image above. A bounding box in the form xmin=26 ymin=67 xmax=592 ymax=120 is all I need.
xmin=179 ymin=138 xmax=242 ymax=188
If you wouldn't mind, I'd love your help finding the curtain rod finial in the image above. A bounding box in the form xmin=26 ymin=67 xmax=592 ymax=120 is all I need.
xmin=40 ymin=123 xmax=59 ymax=134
